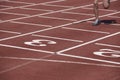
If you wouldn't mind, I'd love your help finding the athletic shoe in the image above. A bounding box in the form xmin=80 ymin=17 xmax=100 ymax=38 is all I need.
xmin=92 ymin=19 xmax=101 ymax=26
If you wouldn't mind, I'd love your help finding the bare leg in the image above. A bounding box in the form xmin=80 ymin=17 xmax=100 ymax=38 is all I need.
xmin=103 ymin=0 xmax=110 ymax=9
xmin=93 ymin=0 xmax=100 ymax=26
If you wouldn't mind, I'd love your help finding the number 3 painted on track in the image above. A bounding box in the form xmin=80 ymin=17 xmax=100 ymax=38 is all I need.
xmin=93 ymin=49 xmax=120 ymax=58
xmin=24 ymin=39 xmax=57 ymax=47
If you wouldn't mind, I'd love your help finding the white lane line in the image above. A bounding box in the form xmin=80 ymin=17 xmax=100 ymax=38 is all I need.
xmin=95 ymin=43 xmax=120 ymax=48
xmin=41 ymin=4 xmax=73 ymax=8
xmin=57 ymin=53 xmax=120 ymax=65
xmin=62 ymin=12 xmax=94 ymax=16
xmin=4 ymin=0 xmax=34 ymax=5
xmin=111 ymin=24 xmax=120 ymax=26
xmin=32 ymin=34 xmax=84 ymax=43
xmin=0 ymin=0 xmax=9 ymax=1
xmin=62 ymin=27 xmax=110 ymax=34
xmin=0 ymin=30 xmax=21 ymax=34
xmin=0 ymin=44 xmax=55 ymax=54
xmin=38 ymin=16 xmax=77 ymax=21
xmin=0 ymin=11 xmax=30 ymax=16
xmin=21 ymin=7 xmax=54 ymax=12
xmin=82 ymin=7 xmax=117 ymax=12
xmin=0 ymin=56 xmax=120 ymax=68
xmin=0 ymin=55 xmax=52 ymax=74
xmin=10 ymin=21 xmax=52 ymax=27
xmin=0 ymin=5 xmax=12 ymax=8
xmin=41 ymin=0 xmax=65 ymax=4
xmin=57 ymin=32 xmax=120 ymax=53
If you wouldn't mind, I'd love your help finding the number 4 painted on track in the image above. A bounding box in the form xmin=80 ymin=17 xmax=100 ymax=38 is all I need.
xmin=93 ymin=49 xmax=120 ymax=58
xmin=24 ymin=39 xmax=57 ymax=47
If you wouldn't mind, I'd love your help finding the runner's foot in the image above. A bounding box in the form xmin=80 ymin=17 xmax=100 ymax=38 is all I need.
xmin=92 ymin=19 xmax=101 ymax=26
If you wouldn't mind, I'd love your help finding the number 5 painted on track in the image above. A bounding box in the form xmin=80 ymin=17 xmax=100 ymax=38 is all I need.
xmin=93 ymin=49 xmax=120 ymax=58
xmin=24 ymin=39 xmax=57 ymax=47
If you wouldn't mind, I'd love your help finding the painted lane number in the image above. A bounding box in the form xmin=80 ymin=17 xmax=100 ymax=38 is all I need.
xmin=24 ymin=39 xmax=57 ymax=47
xmin=93 ymin=49 xmax=120 ymax=58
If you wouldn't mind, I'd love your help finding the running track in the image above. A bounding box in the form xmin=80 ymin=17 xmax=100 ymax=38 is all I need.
xmin=0 ymin=0 xmax=120 ymax=80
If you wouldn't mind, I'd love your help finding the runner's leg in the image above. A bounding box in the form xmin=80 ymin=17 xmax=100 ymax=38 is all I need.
xmin=93 ymin=0 xmax=100 ymax=26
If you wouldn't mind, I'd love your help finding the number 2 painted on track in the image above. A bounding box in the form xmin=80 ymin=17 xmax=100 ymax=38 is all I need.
xmin=24 ymin=39 xmax=57 ymax=47
xmin=93 ymin=49 xmax=120 ymax=58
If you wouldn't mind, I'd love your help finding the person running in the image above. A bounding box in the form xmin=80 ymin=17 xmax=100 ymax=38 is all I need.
xmin=93 ymin=0 xmax=110 ymax=26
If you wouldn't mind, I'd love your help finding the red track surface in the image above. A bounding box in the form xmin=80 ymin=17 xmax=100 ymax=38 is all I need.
xmin=0 ymin=0 xmax=120 ymax=80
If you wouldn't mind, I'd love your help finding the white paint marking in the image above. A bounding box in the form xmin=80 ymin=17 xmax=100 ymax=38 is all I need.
xmin=0 ymin=0 xmax=51 ymax=11
xmin=62 ymin=27 xmax=110 ymax=34
xmin=10 ymin=21 xmax=52 ymax=27
xmin=1 ymin=0 xmax=118 ymax=24
xmin=93 ymin=49 xmax=120 ymax=58
xmin=0 ymin=1 xmax=99 ymax=23
xmin=0 ymin=44 xmax=55 ymax=54
xmin=41 ymin=0 xmax=65 ymax=4
xmin=38 ymin=16 xmax=77 ymax=21
xmin=24 ymin=39 xmax=57 ymax=47
xmin=5 ymin=0 xmax=34 ymax=5
xmin=0 ymin=56 xmax=120 ymax=68
xmin=41 ymin=4 xmax=73 ymax=8
xmin=62 ymin=12 xmax=94 ymax=16
xmin=0 ymin=22 xmax=74 ymax=41
xmin=0 ymin=30 xmax=21 ymax=34
xmin=32 ymin=34 xmax=84 ymax=43
xmin=21 ymin=7 xmax=54 ymax=12
xmin=55 ymin=31 xmax=120 ymax=64
xmin=57 ymin=53 xmax=120 ymax=64
xmin=95 ymin=43 xmax=120 ymax=48
xmin=0 ymin=0 xmax=119 ymax=42
xmin=57 ymin=32 xmax=120 ymax=53
xmin=0 ymin=55 xmax=52 ymax=74
xmin=82 ymin=7 xmax=117 ymax=12
xmin=0 ymin=61 xmax=34 ymax=74
xmin=72 ymin=11 xmax=120 ymax=24
xmin=0 ymin=5 xmax=12 ymax=8
xmin=0 ymin=10 xmax=120 ymax=42
xmin=0 ymin=12 xmax=29 ymax=16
